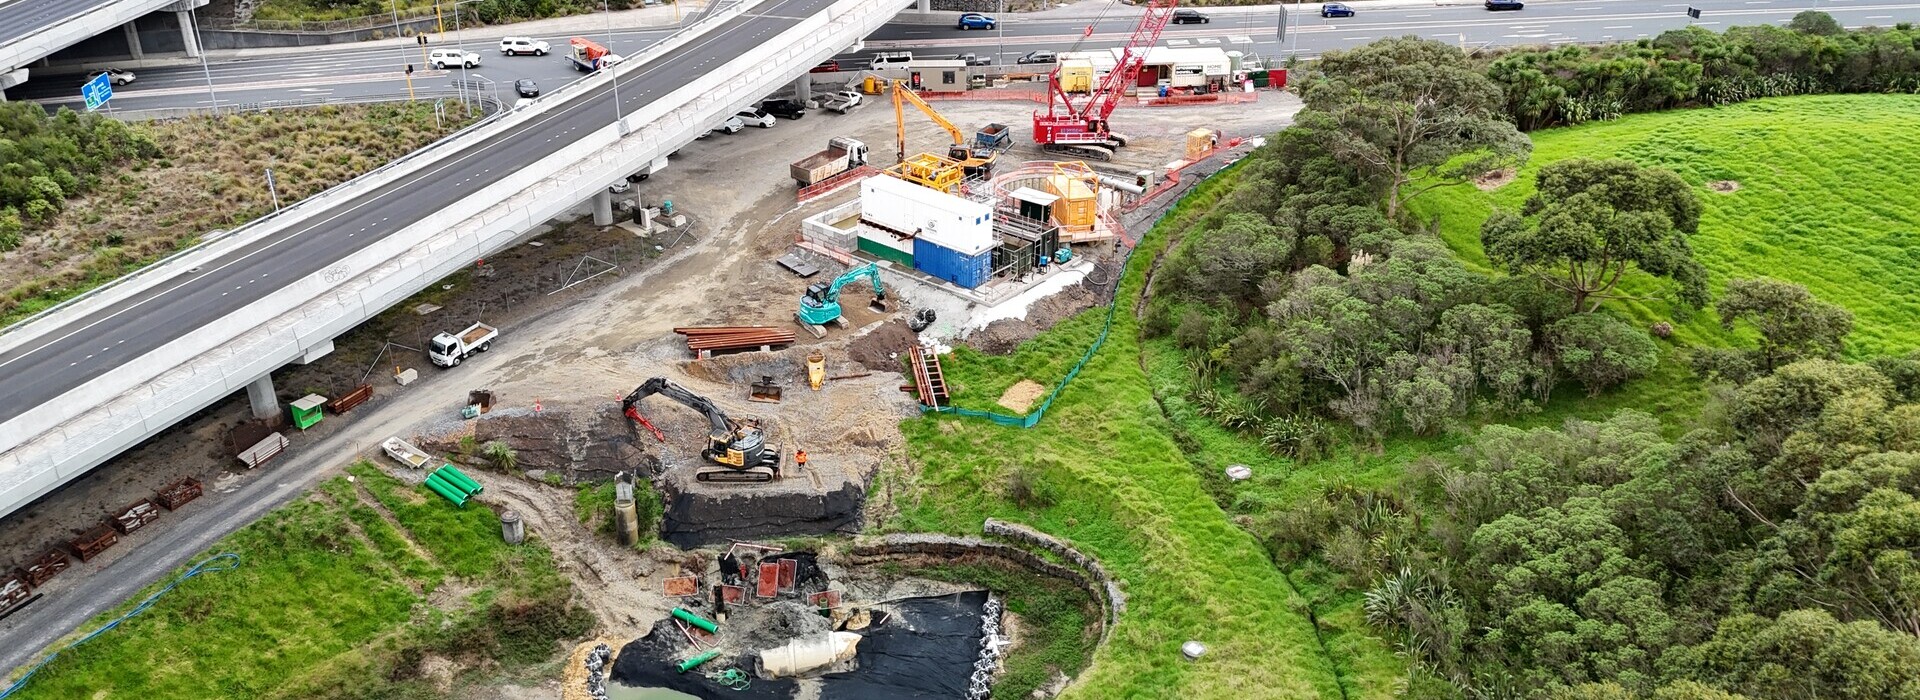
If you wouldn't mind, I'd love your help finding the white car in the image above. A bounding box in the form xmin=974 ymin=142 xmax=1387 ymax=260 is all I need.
xmin=429 ymin=48 xmax=482 ymax=69
xmin=714 ymin=115 xmax=746 ymax=133
xmin=87 ymin=67 xmax=135 ymax=86
xmin=735 ymin=108 xmax=775 ymax=128
xmin=498 ymin=36 xmax=550 ymax=56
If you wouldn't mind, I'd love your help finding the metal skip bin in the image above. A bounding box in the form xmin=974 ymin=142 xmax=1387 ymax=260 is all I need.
xmin=913 ymin=238 xmax=992 ymax=289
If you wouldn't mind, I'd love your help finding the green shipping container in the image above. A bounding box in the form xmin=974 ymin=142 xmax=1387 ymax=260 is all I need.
xmin=857 ymin=236 xmax=913 ymax=268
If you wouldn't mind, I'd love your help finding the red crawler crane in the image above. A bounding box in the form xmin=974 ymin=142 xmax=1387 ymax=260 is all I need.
xmin=1030 ymin=0 xmax=1177 ymax=161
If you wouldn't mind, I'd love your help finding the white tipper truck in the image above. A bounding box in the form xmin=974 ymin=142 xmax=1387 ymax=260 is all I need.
xmin=429 ymin=322 xmax=497 ymax=367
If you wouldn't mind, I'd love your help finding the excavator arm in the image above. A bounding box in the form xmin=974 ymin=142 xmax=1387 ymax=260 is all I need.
xmin=826 ymin=263 xmax=886 ymax=304
xmin=621 ymin=377 xmax=734 ymax=444
xmin=893 ymin=79 xmax=967 ymax=162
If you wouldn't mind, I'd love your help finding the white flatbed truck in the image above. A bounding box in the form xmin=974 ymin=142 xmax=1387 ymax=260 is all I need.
xmin=429 ymin=322 xmax=497 ymax=367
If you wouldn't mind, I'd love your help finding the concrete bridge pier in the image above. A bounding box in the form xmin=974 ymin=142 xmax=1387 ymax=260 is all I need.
xmin=593 ymin=189 xmax=614 ymax=226
xmin=792 ymin=74 xmax=811 ymax=104
xmin=245 ymin=375 xmax=277 ymax=419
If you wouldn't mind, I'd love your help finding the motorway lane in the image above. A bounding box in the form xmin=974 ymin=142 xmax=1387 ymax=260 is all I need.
xmin=0 ymin=0 xmax=834 ymax=424
xmin=0 ymin=0 xmax=115 ymax=44
xmin=7 ymin=25 xmax=680 ymax=106
xmin=854 ymin=0 xmax=1920 ymax=63
xmin=16 ymin=0 xmax=1918 ymax=107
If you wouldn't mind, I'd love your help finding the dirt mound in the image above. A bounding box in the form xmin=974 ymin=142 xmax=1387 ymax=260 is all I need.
xmin=1475 ymin=167 xmax=1518 ymax=191
xmin=997 ymin=380 xmax=1046 ymax=413
xmin=968 ymin=275 xmax=1108 ymax=356
xmin=847 ymin=319 xmax=918 ymax=372
xmin=420 ymin=407 xmax=649 ymax=484
xmin=683 ymin=347 xmax=807 ymax=387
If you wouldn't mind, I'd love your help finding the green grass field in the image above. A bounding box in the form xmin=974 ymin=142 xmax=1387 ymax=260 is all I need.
xmin=6 ymin=464 xmax=579 ymax=698
xmin=1413 ymin=94 xmax=1920 ymax=356
xmin=885 ymin=170 xmax=1362 ymax=699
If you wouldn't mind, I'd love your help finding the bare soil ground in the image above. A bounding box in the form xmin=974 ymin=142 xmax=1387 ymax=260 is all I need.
xmin=0 ymin=89 xmax=1303 ymax=692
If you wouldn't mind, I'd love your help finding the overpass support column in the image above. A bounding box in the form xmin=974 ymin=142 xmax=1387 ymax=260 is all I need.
xmin=124 ymin=23 xmax=145 ymax=60
xmin=792 ymin=75 xmax=811 ymax=104
xmin=916 ymin=0 xmax=929 ymax=11
xmin=593 ymin=189 xmax=614 ymax=226
xmin=245 ymin=376 xmax=277 ymax=419
xmin=177 ymin=11 xmax=202 ymax=58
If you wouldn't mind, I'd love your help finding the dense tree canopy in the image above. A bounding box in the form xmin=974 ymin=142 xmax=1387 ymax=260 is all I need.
xmin=1483 ymin=158 xmax=1709 ymax=313
xmin=1298 ymin=37 xmax=1531 ymax=218
xmin=1485 ymin=16 xmax=1920 ymax=129
xmin=1718 ymin=277 xmax=1854 ymax=370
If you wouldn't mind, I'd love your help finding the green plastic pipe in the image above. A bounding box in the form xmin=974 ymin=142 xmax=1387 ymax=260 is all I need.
xmin=676 ymin=649 xmax=721 ymax=673
xmin=671 ymin=607 xmax=718 ymax=633
xmin=439 ymin=465 xmax=484 ymax=495
xmin=422 ymin=474 xmax=468 ymax=507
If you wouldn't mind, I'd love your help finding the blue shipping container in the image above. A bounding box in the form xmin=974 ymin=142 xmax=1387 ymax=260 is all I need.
xmin=914 ymin=238 xmax=992 ymax=289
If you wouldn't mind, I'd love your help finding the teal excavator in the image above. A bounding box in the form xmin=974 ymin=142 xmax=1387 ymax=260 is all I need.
xmin=796 ymin=262 xmax=889 ymax=338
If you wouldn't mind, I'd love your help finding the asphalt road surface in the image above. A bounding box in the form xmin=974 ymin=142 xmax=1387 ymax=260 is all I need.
xmin=0 ymin=0 xmax=120 ymax=45
xmin=854 ymin=0 xmax=1920 ymax=63
xmin=0 ymin=0 xmax=832 ymax=425
xmin=15 ymin=0 xmax=1919 ymax=109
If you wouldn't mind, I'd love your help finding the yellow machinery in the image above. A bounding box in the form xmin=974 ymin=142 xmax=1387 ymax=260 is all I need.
xmin=886 ymin=152 xmax=964 ymax=192
xmin=891 ymin=80 xmax=997 ymax=189
xmin=1043 ymin=161 xmax=1101 ymax=230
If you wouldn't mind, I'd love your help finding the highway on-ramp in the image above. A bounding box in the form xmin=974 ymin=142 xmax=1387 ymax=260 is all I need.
xmin=0 ymin=0 xmax=835 ymax=426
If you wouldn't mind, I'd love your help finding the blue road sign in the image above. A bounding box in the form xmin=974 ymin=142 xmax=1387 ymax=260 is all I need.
xmin=82 ymin=72 xmax=113 ymax=112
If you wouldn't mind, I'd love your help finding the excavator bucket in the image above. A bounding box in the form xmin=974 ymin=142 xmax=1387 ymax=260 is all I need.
xmin=868 ymin=296 xmax=890 ymax=313
xmin=807 ymin=352 xmax=826 ymax=391
xmin=749 ymin=375 xmax=783 ymax=403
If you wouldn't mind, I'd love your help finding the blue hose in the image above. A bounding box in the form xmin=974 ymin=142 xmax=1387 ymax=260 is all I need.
xmin=0 ymin=553 xmax=241 ymax=698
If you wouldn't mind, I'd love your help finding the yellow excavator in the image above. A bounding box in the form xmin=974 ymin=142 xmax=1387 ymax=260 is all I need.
xmin=622 ymin=377 xmax=779 ymax=483
xmin=891 ymin=79 xmax=997 ymax=191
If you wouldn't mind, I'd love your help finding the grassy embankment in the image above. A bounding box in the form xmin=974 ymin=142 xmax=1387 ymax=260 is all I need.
xmin=1 ymin=103 xmax=475 ymax=328
xmin=1128 ymin=94 xmax=1920 ymax=694
xmin=884 ymin=168 xmax=1364 ymax=699
xmin=893 ymin=95 xmax=1920 ymax=697
xmin=6 ymin=463 xmax=588 ymax=699
xmin=1412 ymin=93 xmax=1920 ymax=357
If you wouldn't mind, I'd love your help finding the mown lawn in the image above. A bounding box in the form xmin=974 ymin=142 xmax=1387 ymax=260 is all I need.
xmin=884 ymin=169 xmax=1353 ymax=699
xmin=1413 ymin=94 xmax=1920 ymax=356
xmin=7 ymin=465 xmax=576 ymax=698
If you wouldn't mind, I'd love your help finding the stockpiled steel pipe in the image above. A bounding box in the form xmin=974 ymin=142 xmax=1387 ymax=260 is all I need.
xmin=438 ymin=465 xmax=484 ymax=495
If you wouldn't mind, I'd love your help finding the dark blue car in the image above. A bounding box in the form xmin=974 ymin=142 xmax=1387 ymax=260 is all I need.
xmin=1320 ymin=3 xmax=1354 ymax=18
xmin=957 ymin=13 xmax=996 ymax=30
xmin=1485 ymin=0 xmax=1525 ymax=10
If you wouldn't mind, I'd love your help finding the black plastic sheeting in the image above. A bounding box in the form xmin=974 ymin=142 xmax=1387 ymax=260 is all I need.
xmin=609 ymin=590 xmax=989 ymax=699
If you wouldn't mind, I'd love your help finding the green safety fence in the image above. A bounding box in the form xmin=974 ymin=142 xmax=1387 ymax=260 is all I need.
xmin=919 ymin=159 xmax=1235 ymax=428
xmin=921 ymin=246 xmax=1130 ymax=429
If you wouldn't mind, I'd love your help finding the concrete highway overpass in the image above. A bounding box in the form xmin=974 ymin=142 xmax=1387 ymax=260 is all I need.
xmin=0 ymin=0 xmax=902 ymax=520
xmin=0 ymin=0 xmax=211 ymax=93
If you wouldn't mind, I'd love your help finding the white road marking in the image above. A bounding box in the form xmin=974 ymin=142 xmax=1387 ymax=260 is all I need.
xmin=1603 ymin=25 xmax=1634 ymax=29
xmin=0 ymin=0 xmax=807 ymax=373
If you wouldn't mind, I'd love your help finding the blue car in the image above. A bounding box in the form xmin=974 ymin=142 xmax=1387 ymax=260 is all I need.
xmin=957 ymin=13 xmax=996 ymax=30
xmin=1320 ymin=3 xmax=1354 ymax=17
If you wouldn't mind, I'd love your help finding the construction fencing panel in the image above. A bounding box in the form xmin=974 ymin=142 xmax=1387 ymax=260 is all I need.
xmin=920 ymin=160 xmax=1227 ymax=429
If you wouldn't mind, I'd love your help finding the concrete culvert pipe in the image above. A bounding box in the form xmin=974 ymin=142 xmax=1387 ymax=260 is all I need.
xmin=614 ymin=498 xmax=641 ymax=545
xmin=758 ymin=631 xmax=862 ymax=678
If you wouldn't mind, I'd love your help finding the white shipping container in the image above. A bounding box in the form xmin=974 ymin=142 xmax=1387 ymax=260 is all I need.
xmin=860 ymin=175 xmax=995 ymax=254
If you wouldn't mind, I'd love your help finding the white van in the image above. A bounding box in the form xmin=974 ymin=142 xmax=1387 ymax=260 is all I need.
xmin=868 ymin=51 xmax=913 ymax=70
